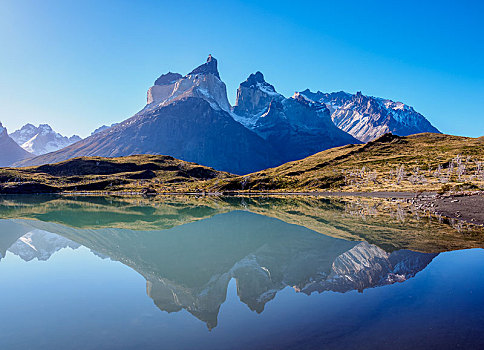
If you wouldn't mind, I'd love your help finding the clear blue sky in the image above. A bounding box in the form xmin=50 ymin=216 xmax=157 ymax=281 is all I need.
xmin=0 ymin=0 xmax=482 ymax=138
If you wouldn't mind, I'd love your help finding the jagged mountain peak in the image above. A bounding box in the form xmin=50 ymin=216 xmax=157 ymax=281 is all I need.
xmin=239 ymin=71 xmax=280 ymax=96
xmin=146 ymin=55 xmax=231 ymax=113
xmin=233 ymin=71 xmax=283 ymax=122
xmin=154 ymin=72 xmax=183 ymax=86
xmin=187 ymin=54 xmax=220 ymax=79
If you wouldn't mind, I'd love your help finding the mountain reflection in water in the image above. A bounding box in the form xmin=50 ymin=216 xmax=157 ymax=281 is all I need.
xmin=2 ymin=195 xmax=484 ymax=350
xmin=1 ymin=207 xmax=438 ymax=329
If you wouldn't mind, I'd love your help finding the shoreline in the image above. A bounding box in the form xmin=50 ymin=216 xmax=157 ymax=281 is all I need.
xmin=2 ymin=190 xmax=482 ymax=227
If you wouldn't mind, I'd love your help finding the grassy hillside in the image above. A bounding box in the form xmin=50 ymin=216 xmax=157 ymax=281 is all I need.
xmin=0 ymin=154 xmax=232 ymax=194
xmin=0 ymin=133 xmax=483 ymax=194
xmin=212 ymin=133 xmax=484 ymax=192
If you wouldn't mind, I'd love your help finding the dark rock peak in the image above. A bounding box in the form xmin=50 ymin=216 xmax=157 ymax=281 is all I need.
xmin=187 ymin=54 xmax=220 ymax=79
xmin=240 ymin=71 xmax=277 ymax=93
xmin=154 ymin=72 xmax=183 ymax=86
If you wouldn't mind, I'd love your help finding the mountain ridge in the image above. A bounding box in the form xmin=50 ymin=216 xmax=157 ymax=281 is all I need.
xmin=13 ymin=55 xmax=440 ymax=173
xmin=11 ymin=123 xmax=82 ymax=155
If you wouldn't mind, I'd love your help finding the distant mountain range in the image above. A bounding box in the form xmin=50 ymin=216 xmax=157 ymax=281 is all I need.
xmin=8 ymin=55 xmax=440 ymax=172
xmin=10 ymin=124 xmax=81 ymax=156
xmin=299 ymin=90 xmax=440 ymax=142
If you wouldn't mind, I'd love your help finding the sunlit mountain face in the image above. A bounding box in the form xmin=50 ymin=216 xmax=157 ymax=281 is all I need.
xmin=0 ymin=196 xmax=483 ymax=349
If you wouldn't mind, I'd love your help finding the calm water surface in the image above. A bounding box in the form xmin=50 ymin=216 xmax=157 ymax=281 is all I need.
xmin=0 ymin=195 xmax=483 ymax=350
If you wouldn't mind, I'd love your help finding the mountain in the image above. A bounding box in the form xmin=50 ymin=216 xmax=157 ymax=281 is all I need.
xmin=13 ymin=56 xmax=443 ymax=172
xmin=232 ymin=72 xmax=360 ymax=162
xmin=0 ymin=122 xmax=33 ymax=167
xmin=10 ymin=124 xmax=82 ymax=155
xmin=300 ymin=89 xmax=440 ymax=142
xmin=16 ymin=56 xmax=281 ymax=174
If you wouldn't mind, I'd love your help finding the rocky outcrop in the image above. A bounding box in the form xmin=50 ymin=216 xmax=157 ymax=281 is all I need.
xmin=233 ymin=71 xmax=283 ymax=119
xmin=146 ymin=55 xmax=231 ymax=113
xmin=187 ymin=54 xmax=220 ymax=79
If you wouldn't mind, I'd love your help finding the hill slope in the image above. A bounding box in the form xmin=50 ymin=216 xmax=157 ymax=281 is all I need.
xmin=0 ymin=154 xmax=232 ymax=194
xmin=213 ymin=133 xmax=484 ymax=192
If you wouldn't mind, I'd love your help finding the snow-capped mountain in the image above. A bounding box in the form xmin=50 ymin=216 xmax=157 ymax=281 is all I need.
xmin=232 ymin=73 xmax=359 ymax=162
xmin=300 ymin=89 xmax=440 ymax=142
xmin=11 ymin=124 xmax=82 ymax=156
xmin=14 ymin=56 xmax=441 ymax=173
xmin=0 ymin=122 xmax=33 ymax=167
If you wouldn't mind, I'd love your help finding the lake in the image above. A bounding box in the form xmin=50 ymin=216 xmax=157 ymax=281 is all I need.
xmin=0 ymin=195 xmax=483 ymax=349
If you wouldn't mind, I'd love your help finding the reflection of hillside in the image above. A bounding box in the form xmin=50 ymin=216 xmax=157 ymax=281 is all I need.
xmin=1 ymin=195 xmax=483 ymax=252
xmin=2 ymin=212 xmax=437 ymax=329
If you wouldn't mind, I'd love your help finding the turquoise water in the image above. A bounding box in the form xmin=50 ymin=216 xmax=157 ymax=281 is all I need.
xmin=0 ymin=196 xmax=483 ymax=349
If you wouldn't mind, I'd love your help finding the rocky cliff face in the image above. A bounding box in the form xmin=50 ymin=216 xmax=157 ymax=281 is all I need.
xmin=146 ymin=55 xmax=231 ymax=113
xmin=233 ymin=71 xmax=284 ymax=120
xmin=11 ymin=124 xmax=82 ymax=155
xmin=0 ymin=122 xmax=33 ymax=166
xmin=300 ymin=89 xmax=440 ymax=142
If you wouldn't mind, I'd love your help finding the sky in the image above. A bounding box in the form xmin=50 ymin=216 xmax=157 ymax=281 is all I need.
xmin=0 ymin=0 xmax=483 ymax=138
